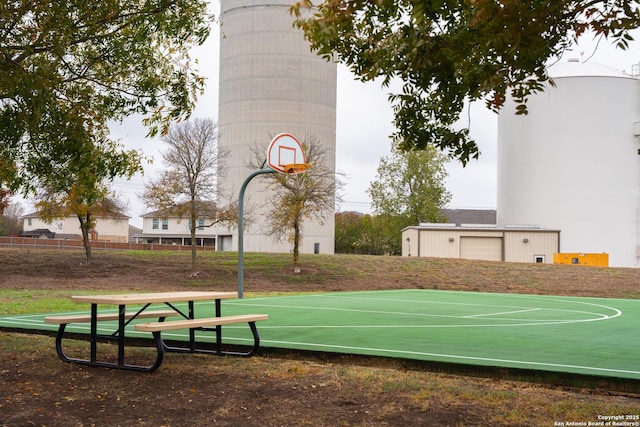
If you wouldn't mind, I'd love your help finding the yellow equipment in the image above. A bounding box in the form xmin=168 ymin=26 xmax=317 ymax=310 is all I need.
xmin=553 ymin=253 xmax=608 ymax=267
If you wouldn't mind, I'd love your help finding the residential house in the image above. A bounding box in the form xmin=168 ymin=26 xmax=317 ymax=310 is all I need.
xmin=133 ymin=202 xmax=222 ymax=248
xmin=21 ymin=211 xmax=130 ymax=243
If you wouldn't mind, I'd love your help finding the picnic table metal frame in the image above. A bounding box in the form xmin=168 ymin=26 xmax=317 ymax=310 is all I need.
xmin=54 ymin=291 xmax=242 ymax=372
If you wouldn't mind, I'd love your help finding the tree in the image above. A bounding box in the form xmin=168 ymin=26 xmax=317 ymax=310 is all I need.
xmin=38 ymin=193 xmax=128 ymax=262
xmin=367 ymin=147 xmax=451 ymax=254
xmin=292 ymin=1 xmax=640 ymax=163
xmin=369 ymin=148 xmax=451 ymax=224
xmin=334 ymin=211 xmax=362 ymax=253
xmin=0 ymin=189 xmax=9 ymax=216
xmin=0 ymin=1 xmax=212 ymax=195
xmin=141 ymin=118 xmax=235 ymax=271
xmin=335 ymin=212 xmax=400 ymax=255
xmin=0 ymin=199 xmax=24 ymax=236
xmin=35 ymin=137 xmax=141 ymax=262
xmin=256 ymin=138 xmax=342 ymax=265
xmin=355 ymin=214 xmax=403 ymax=255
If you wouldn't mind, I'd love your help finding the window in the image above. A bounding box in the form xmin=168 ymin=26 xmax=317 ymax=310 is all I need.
xmin=152 ymin=218 xmax=159 ymax=230
xmin=534 ymin=255 xmax=545 ymax=264
xmin=162 ymin=219 xmax=168 ymax=230
xmin=189 ymin=219 xmax=206 ymax=230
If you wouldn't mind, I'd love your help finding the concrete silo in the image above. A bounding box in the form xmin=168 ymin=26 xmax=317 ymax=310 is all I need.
xmin=217 ymin=0 xmax=337 ymax=253
xmin=497 ymin=59 xmax=640 ymax=267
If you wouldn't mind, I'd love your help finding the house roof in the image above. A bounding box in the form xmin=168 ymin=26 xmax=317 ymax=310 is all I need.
xmin=142 ymin=201 xmax=217 ymax=218
xmin=20 ymin=228 xmax=56 ymax=238
xmin=21 ymin=211 xmax=130 ymax=219
xmin=440 ymin=209 xmax=496 ymax=226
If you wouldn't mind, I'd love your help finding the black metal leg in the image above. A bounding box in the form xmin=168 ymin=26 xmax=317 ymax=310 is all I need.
xmin=215 ymin=299 xmax=222 ymax=354
xmin=188 ymin=301 xmax=195 ymax=352
xmin=161 ymin=321 xmax=262 ymax=357
xmin=90 ymin=304 xmax=97 ymax=363
xmin=118 ymin=304 xmax=126 ymax=367
xmin=54 ymin=324 xmax=71 ymax=363
xmin=52 ymin=313 xmax=170 ymax=373
xmin=147 ymin=331 xmax=165 ymax=373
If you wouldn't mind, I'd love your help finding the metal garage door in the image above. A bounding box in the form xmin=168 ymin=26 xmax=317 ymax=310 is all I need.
xmin=219 ymin=235 xmax=233 ymax=251
xmin=460 ymin=237 xmax=503 ymax=261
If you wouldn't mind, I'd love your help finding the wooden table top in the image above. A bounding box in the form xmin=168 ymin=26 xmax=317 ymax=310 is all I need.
xmin=71 ymin=291 xmax=238 ymax=305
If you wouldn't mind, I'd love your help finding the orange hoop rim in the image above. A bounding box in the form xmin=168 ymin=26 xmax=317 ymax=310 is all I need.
xmin=283 ymin=163 xmax=312 ymax=174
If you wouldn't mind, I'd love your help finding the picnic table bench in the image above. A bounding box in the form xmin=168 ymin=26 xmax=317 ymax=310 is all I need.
xmin=44 ymin=291 xmax=268 ymax=372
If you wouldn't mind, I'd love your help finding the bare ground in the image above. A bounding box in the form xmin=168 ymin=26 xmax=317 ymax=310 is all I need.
xmin=1 ymin=248 xmax=640 ymax=426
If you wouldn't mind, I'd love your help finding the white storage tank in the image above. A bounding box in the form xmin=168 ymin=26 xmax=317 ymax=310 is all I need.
xmin=217 ymin=0 xmax=337 ymax=253
xmin=497 ymin=59 xmax=640 ymax=267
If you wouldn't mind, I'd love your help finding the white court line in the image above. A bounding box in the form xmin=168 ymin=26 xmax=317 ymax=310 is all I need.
xmin=2 ymin=294 xmax=623 ymax=330
xmin=462 ymin=308 xmax=542 ymax=318
xmin=5 ymin=318 xmax=635 ymax=376
xmin=0 ymin=300 xmax=256 ymax=332
xmin=259 ymin=338 xmax=640 ymax=377
xmin=233 ymin=300 xmax=621 ymax=326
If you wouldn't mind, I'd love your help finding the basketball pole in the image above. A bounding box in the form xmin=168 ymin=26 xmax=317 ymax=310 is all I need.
xmin=237 ymin=167 xmax=277 ymax=298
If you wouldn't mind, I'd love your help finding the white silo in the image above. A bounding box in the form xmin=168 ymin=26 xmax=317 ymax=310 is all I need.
xmin=217 ymin=0 xmax=337 ymax=253
xmin=497 ymin=59 xmax=640 ymax=267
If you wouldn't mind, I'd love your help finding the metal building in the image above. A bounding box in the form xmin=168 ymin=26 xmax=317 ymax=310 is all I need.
xmin=401 ymin=224 xmax=560 ymax=263
xmin=217 ymin=0 xmax=337 ymax=253
xmin=497 ymin=60 xmax=640 ymax=267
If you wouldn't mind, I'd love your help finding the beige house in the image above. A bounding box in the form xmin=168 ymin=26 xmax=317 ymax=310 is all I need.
xmin=21 ymin=212 xmax=130 ymax=243
xmin=134 ymin=203 xmax=224 ymax=248
xmin=402 ymin=224 xmax=560 ymax=264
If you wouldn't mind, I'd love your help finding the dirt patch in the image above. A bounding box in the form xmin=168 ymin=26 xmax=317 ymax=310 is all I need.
xmin=1 ymin=248 xmax=640 ymax=426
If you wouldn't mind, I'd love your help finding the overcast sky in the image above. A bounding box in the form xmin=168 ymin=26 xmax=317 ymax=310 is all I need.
xmin=115 ymin=21 xmax=640 ymax=228
xmin=16 ymin=9 xmax=640 ymax=228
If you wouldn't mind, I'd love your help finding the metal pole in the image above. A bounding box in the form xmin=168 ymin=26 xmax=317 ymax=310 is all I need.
xmin=238 ymin=168 xmax=277 ymax=298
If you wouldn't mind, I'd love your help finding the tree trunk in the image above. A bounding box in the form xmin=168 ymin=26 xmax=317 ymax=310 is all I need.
xmin=293 ymin=218 xmax=300 ymax=265
xmin=190 ymin=204 xmax=197 ymax=272
xmin=78 ymin=214 xmax=92 ymax=264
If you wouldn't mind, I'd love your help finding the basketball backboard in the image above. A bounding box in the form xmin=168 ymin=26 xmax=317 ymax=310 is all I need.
xmin=266 ymin=133 xmax=309 ymax=174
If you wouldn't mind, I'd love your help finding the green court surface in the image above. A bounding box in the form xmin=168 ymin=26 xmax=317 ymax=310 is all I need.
xmin=1 ymin=289 xmax=639 ymax=379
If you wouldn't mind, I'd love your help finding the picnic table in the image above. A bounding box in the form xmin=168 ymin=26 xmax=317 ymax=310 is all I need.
xmin=44 ymin=291 xmax=268 ymax=372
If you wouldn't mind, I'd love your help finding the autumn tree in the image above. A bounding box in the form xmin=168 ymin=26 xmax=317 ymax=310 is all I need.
xmin=335 ymin=212 xmax=399 ymax=255
xmin=142 ymin=119 xmax=235 ymax=271
xmin=0 ymin=1 xmax=212 ymax=196
xmin=36 ymin=138 xmax=141 ymax=262
xmin=334 ymin=211 xmax=362 ymax=253
xmin=0 ymin=189 xmax=9 ymax=216
xmin=369 ymin=147 xmax=451 ymax=224
xmin=0 ymin=199 xmax=23 ymax=236
xmin=355 ymin=214 xmax=402 ymax=255
xmin=255 ymin=138 xmax=342 ymax=265
xmin=292 ymin=0 xmax=640 ymax=163
xmin=368 ymin=147 xmax=451 ymax=254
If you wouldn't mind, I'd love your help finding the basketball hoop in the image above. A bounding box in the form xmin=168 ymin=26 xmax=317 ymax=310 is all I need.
xmin=266 ymin=133 xmax=311 ymax=173
xmin=283 ymin=163 xmax=312 ymax=174
xmin=238 ymin=132 xmax=312 ymax=298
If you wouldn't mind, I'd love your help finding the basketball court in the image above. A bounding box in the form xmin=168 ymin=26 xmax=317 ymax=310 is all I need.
xmin=1 ymin=289 xmax=639 ymax=379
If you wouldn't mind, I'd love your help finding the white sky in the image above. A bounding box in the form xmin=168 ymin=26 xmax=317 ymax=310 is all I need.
xmin=13 ymin=10 xmax=640 ymax=228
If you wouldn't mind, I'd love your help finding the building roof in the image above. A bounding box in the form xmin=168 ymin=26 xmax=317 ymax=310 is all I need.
xmin=20 ymin=228 xmax=56 ymax=238
xmin=128 ymin=225 xmax=142 ymax=239
xmin=547 ymin=60 xmax=634 ymax=79
xmin=142 ymin=201 xmax=217 ymax=218
xmin=21 ymin=211 xmax=130 ymax=219
xmin=403 ymin=224 xmax=560 ymax=233
xmin=439 ymin=209 xmax=496 ymax=226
